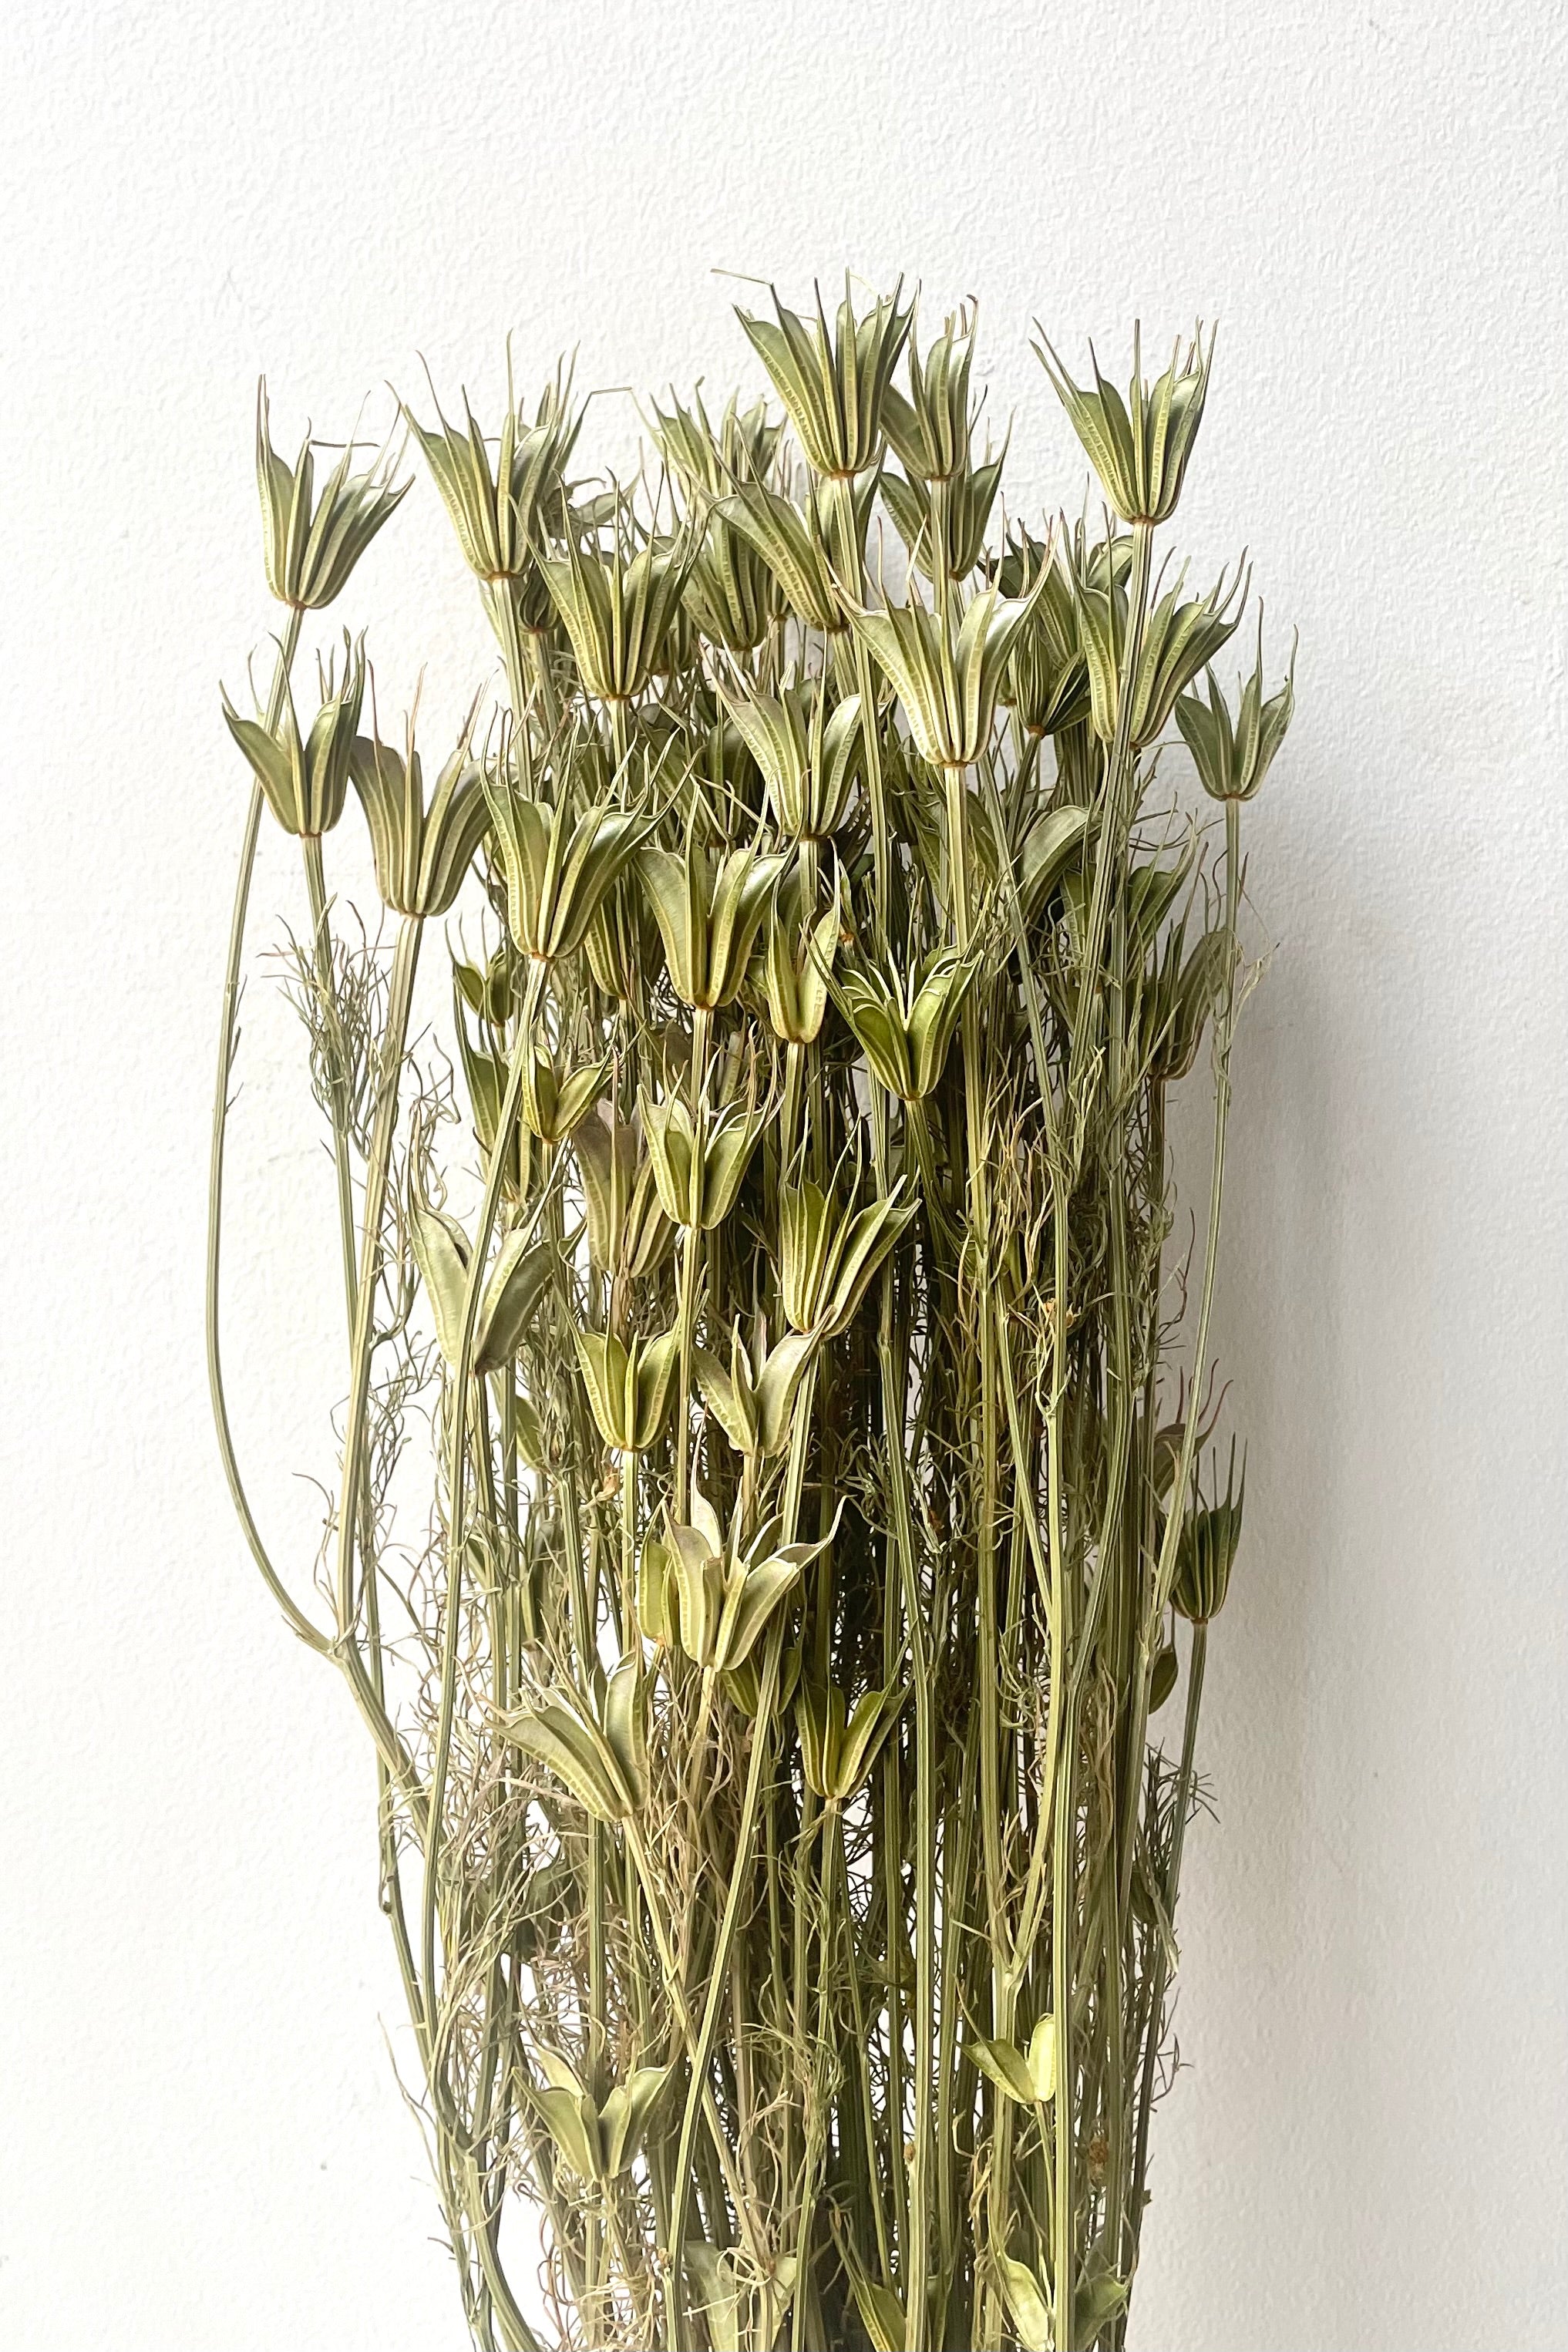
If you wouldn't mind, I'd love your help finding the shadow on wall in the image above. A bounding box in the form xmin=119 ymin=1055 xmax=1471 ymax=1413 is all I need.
xmin=1136 ymin=776 xmax=1404 ymax=2351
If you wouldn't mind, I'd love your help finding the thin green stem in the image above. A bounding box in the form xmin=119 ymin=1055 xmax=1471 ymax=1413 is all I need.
xmin=207 ymin=606 xmax=327 ymax=1650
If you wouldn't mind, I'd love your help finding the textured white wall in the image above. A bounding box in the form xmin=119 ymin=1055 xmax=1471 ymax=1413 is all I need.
xmin=3 ymin=2 xmax=1565 ymax=2347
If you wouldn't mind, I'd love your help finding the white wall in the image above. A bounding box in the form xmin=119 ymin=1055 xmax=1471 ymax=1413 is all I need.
xmin=2 ymin=2 xmax=1565 ymax=2346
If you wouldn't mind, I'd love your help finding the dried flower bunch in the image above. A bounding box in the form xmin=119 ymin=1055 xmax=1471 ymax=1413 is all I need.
xmin=210 ymin=281 xmax=1293 ymax=2352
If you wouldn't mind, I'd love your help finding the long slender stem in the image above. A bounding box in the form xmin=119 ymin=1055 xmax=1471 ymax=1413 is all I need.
xmin=207 ymin=606 xmax=327 ymax=1649
xmin=667 ymin=1628 xmax=786 ymax=2346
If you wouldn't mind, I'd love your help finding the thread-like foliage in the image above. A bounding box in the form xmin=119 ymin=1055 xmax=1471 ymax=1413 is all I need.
xmin=210 ymin=284 xmax=1294 ymax=2352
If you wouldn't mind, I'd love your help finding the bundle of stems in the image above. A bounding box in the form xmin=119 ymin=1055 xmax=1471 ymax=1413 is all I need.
xmin=210 ymin=284 xmax=1293 ymax=2352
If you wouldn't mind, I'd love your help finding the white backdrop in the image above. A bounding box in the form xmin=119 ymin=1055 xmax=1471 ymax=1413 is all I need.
xmin=2 ymin=2 xmax=1565 ymax=2347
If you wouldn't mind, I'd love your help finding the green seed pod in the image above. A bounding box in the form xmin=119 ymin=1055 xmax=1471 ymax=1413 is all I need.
xmin=540 ymin=519 xmax=694 ymax=705
xmin=646 ymin=391 xmax=787 ymax=653
xmin=712 ymin=1543 xmax=809 ymax=1674
xmin=1014 ymin=803 xmax=1094 ymax=925
xmin=528 ymin=2046 xmax=603 ymax=2182
xmin=453 ymin=946 xmax=516 ymax=1026
xmin=516 ymin=1514 xmax=566 ymax=1646
xmin=778 ymin=1178 xmax=917 ymax=1336
xmin=719 ymin=1643 xmax=803 ymax=1721
xmin=574 ymin=1326 xmax=681 ymax=1453
xmin=639 ymin=1088 xmax=769 ymax=1233
xmin=1176 ymin=615 xmax=1297 ymax=802
xmin=715 ymin=676 xmax=861 ymax=842
xmin=452 ymin=1008 xmax=526 ymax=1201
xmin=637 ymin=835 xmax=789 ymax=1010
xmin=530 ymin=2047 xmax=666 ymax=2185
xmin=1033 ymin=324 xmax=1214 ymax=527
xmin=584 ymin=869 xmax=661 ymax=1003
xmin=255 ymin=385 xmax=408 ymax=610
xmin=999 ymin=2256 xmax=1053 ymax=2352
xmin=597 ymin=2064 xmax=670 ymax=2179
xmin=880 ymin=307 xmax=1005 ymax=589
xmin=663 ymin=1496 xmax=728 ymax=1667
xmin=483 ymin=778 xmax=654 ymax=964
xmin=794 ymin=1677 xmax=841 ymax=1801
xmin=841 ymin=578 xmax=1045 ymax=770
xmin=349 ymin=720 xmax=490 ymax=917
xmin=222 ymin=634 xmax=364 ymax=838
xmin=637 ymin=1536 xmax=675 ymax=1649
xmin=735 ymin=278 xmax=912 ymax=480
xmin=1173 ymin=1442 xmax=1246 ymax=1623
xmin=681 ymin=504 xmax=783 ymax=652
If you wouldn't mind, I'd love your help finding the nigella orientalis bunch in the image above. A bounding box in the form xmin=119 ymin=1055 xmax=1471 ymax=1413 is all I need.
xmin=210 ymin=281 xmax=1294 ymax=2352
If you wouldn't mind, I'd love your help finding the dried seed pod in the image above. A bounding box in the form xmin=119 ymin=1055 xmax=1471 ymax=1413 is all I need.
xmin=778 ymin=1177 xmax=917 ymax=1336
xmin=736 ymin=278 xmax=912 ymax=480
xmin=971 ymin=2015 xmax=1057 ymax=2105
xmin=647 ymin=386 xmax=782 ymax=502
xmin=833 ymin=940 xmax=976 ymax=1102
xmin=503 ymin=1654 xmax=648 ymax=1822
xmin=1071 ymin=545 xmax=1247 ymax=748
xmin=1176 ymin=614 xmax=1297 ymax=802
xmin=222 ymin=635 xmax=364 ymax=837
xmin=1149 ymin=923 xmax=1238 ymax=1082
xmin=715 ymin=676 xmax=862 ymax=843
xmin=694 ymin=1322 xmax=816 ymax=1459
xmin=796 ymin=1676 xmax=907 ymax=1802
xmin=883 ymin=457 xmax=1004 ymax=587
xmin=714 ymin=477 xmax=846 ymax=634
xmin=762 ymin=880 xmax=841 ymax=1047
xmin=405 ymin=361 xmax=578 ymax=615
xmin=1173 ymin=1442 xmax=1247 ymax=1623
xmin=880 ymin=305 xmax=979 ymax=488
xmin=1034 ymin=324 xmax=1214 ymax=527
xmin=640 ymin=1089 xmax=770 ymax=1232
xmin=573 ymin=1326 xmax=681 ymax=1453
xmin=483 ymin=778 xmax=654 ymax=963
xmin=517 ymin=1043 xmax=606 ymax=1146
xmin=540 ymin=516 xmax=694 ymax=705
xmin=637 ymin=833 xmax=789 ymax=1010
xmin=255 ymin=385 xmax=407 ymax=610
xmin=573 ymin=1110 xmax=673 ymax=1285
xmin=840 ymin=578 xmax=1045 ymax=771
xmin=408 ymin=1202 xmax=550 ymax=1376
xmin=350 ymin=718 xmax=490 ymax=917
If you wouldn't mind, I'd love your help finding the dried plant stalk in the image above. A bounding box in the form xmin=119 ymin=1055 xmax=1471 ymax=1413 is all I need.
xmin=210 ymin=286 xmax=1294 ymax=2352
